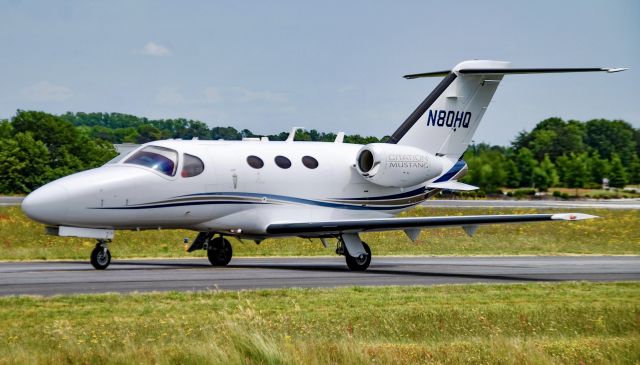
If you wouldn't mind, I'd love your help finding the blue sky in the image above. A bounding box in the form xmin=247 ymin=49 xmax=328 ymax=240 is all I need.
xmin=1 ymin=0 xmax=637 ymax=145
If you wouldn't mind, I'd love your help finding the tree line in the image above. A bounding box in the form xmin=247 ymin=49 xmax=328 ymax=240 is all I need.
xmin=59 ymin=112 xmax=384 ymax=145
xmin=0 ymin=110 xmax=638 ymax=194
xmin=461 ymin=118 xmax=640 ymax=191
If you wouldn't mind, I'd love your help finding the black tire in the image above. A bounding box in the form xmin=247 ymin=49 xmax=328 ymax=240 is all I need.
xmin=345 ymin=241 xmax=371 ymax=271
xmin=90 ymin=246 xmax=111 ymax=270
xmin=207 ymin=237 xmax=233 ymax=266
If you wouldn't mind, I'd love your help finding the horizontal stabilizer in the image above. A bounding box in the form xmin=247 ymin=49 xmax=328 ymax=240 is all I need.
xmin=404 ymin=67 xmax=627 ymax=79
xmin=403 ymin=70 xmax=451 ymax=79
xmin=459 ymin=67 xmax=627 ymax=75
xmin=427 ymin=181 xmax=478 ymax=191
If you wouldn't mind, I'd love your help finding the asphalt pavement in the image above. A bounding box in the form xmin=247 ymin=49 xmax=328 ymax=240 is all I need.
xmin=0 ymin=256 xmax=637 ymax=296
xmin=0 ymin=196 xmax=24 ymax=206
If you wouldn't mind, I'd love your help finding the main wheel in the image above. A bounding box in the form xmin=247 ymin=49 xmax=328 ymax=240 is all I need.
xmin=345 ymin=241 xmax=371 ymax=271
xmin=90 ymin=245 xmax=111 ymax=270
xmin=207 ymin=237 xmax=233 ymax=266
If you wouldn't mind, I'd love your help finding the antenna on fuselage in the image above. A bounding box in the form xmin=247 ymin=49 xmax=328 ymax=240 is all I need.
xmin=334 ymin=132 xmax=344 ymax=143
xmin=286 ymin=127 xmax=305 ymax=142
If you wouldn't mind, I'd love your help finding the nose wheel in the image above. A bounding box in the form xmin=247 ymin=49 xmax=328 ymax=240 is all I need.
xmin=90 ymin=240 xmax=111 ymax=270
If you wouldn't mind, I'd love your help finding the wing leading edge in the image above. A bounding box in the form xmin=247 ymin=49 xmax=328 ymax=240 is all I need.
xmin=266 ymin=213 xmax=597 ymax=236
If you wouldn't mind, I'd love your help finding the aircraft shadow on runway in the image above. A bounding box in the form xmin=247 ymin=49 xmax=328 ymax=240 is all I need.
xmin=93 ymin=260 xmax=555 ymax=283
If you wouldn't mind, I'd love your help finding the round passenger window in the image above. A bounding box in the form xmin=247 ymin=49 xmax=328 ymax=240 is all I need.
xmin=302 ymin=156 xmax=319 ymax=169
xmin=247 ymin=155 xmax=264 ymax=169
xmin=182 ymin=154 xmax=205 ymax=177
xmin=274 ymin=155 xmax=291 ymax=169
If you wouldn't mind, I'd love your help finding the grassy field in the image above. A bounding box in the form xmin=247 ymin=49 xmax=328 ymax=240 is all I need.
xmin=0 ymin=282 xmax=637 ymax=364
xmin=548 ymin=188 xmax=640 ymax=199
xmin=1 ymin=206 xmax=638 ymax=260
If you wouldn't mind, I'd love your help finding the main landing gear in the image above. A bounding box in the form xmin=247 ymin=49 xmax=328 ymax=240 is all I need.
xmin=90 ymin=240 xmax=111 ymax=270
xmin=336 ymin=233 xmax=371 ymax=271
xmin=206 ymin=236 xmax=233 ymax=266
xmin=186 ymin=232 xmax=234 ymax=267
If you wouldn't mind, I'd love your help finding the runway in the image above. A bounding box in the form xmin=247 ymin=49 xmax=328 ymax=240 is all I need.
xmin=0 ymin=196 xmax=24 ymax=206
xmin=0 ymin=256 xmax=638 ymax=296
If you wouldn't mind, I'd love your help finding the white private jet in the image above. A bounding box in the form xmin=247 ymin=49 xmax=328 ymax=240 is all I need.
xmin=22 ymin=60 xmax=625 ymax=270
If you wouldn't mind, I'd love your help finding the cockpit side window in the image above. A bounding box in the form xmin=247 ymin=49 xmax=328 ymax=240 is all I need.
xmin=124 ymin=146 xmax=178 ymax=176
xmin=182 ymin=154 xmax=205 ymax=177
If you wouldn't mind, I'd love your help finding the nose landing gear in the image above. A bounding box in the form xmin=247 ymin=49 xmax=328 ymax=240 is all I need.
xmin=90 ymin=240 xmax=111 ymax=270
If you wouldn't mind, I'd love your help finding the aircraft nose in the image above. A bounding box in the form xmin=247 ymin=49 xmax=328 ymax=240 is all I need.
xmin=21 ymin=183 xmax=69 ymax=225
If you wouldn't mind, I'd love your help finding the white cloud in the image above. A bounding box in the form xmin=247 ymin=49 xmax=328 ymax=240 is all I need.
xmin=22 ymin=81 xmax=73 ymax=101
xmin=203 ymin=87 xmax=223 ymax=102
xmin=155 ymin=86 xmax=289 ymax=105
xmin=230 ymin=87 xmax=289 ymax=103
xmin=338 ymin=84 xmax=357 ymax=93
xmin=137 ymin=41 xmax=171 ymax=57
xmin=155 ymin=87 xmax=185 ymax=104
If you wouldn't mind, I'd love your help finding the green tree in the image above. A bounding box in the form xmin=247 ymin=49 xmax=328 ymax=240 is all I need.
xmin=534 ymin=155 xmax=559 ymax=190
xmin=462 ymin=145 xmax=509 ymax=192
xmin=12 ymin=110 xmax=79 ymax=162
xmin=584 ymin=119 xmax=636 ymax=165
xmin=608 ymin=154 xmax=628 ymax=188
xmin=0 ymin=133 xmax=51 ymax=193
xmin=556 ymin=153 xmax=590 ymax=188
xmin=513 ymin=118 xmax=586 ymax=160
xmin=516 ymin=148 xmax=538 ymax=187
xmin=211 ymin=127 xmax=241 ymax=141
xmin=628 ymin=154 xmax=640 ymax=184
xmin=503 ymin=158 xmax=521 ymax=188
xmin=135 ymin=124 xmax=163 ymax=143
xmin=0 ymin=119 xmax=12 ymax=138
xmin=294 ymin=129 xmax=312 ymax=141
xmin=587 ymin=152 xmax=611 ymax=186
xmin=8 ymin=111 xmax=116 ymax=186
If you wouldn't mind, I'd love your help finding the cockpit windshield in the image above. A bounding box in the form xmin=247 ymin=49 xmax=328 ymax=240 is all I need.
xmin=124 ymin=146 xmax=178 ymax=176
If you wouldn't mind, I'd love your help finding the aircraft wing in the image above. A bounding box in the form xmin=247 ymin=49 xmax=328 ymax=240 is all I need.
xmin=266 ymin=213 xmax=597 ymax=236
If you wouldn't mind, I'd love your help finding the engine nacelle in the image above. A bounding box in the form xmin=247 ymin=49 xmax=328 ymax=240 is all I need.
xmin=355 ymin=143 xmax=443 ymax=188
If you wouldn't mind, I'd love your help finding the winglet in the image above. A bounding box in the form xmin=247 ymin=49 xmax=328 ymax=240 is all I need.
xmin=404 ymin=67 xmax=628 ymax=79
xmin=286 ymin=127 xmax=305 ymax=142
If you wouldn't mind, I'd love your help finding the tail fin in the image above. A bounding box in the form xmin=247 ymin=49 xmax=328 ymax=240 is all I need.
xmin=388 ymin=60 xmax=626 ymax=160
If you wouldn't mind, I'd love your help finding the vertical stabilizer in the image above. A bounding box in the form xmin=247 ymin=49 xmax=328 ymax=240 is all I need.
xmin=389 ymin=60 xmax=509 ymax=160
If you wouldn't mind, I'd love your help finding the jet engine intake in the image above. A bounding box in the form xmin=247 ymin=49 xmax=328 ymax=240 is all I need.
xmin=356 ymin=143 xmax=443 ymax=188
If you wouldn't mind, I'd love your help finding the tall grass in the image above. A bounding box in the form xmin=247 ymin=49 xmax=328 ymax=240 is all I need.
xmin=1 ymin=206 xmax=638 ymax=260
xmin=0 ymin=282 xmax=638 ymax=364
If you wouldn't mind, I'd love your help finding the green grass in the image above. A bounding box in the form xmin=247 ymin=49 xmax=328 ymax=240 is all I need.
xmin=1 ymin=206 xmax=639 ymax=260
xmin=0 ymin=282 xmax=638 ymax=364
xmin=548 ymin=188 xmax=640 ymax=199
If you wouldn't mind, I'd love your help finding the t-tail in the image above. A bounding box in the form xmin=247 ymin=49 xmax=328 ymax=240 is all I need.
xmin=388 ymin=60 xmax=627 ymax=163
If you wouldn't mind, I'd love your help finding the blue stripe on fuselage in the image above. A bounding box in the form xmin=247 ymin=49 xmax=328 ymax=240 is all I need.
xmin=433 ymin=159 xmax=466 ymax=183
